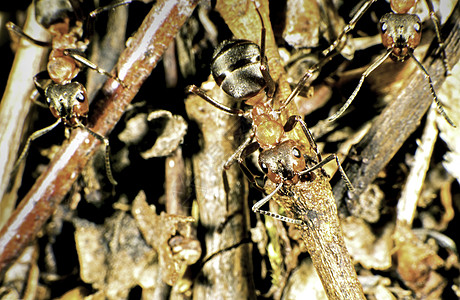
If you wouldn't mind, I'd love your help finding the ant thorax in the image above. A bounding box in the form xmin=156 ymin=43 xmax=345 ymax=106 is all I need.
xmin=48 ymin=19 xmax=87 ymax=50
xmin=390 ymin=0 xmax=416 ymax=14
xmin=47 ymin=20 xmax=89 ymax=84
xmin=249 ymin=99 xmax=284 ymax=149
xmin=47 ymin=50 xmax=81 ymax=84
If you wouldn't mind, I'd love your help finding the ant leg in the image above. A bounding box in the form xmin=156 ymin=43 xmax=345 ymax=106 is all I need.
xmin=424 ymin=0 xmax=450 ymax=76
xmin=408 ymin=52 xmax=456 ymax=127
xmin=77 ymin=123 xmax=118 ymax=186
xmin=239 ymin=162 xmax=265 ymax=193
xmin=33 ymin=71 xmax=53 ymax=96
xmin=89 ymin=0 xmax=149 ymax=18
xmin=328 ymin=48 xmax=392 ymax=122
xmin=186 ymin=85 xmax=245 ymax=116
xmin=224 ymin=136 xmax=257 ymax=169
xmin=254 ymin=4 xmax=276 ymax=98
xmin=276 ymin=64 xmax=318 ymax=113
xmin=6 ymin=22 xmax=51 ymax=47
xmin=13 ymin=119 xmax=62 ymax=172
xmin=276 ymin=52 xmax=338 ymax=113
xmin=220 ymin=138 xmax=260 ymax=229
xmin=300 ymin=154 xmax=354 ymax=191
xmin=235 ymin=143 xmax=265 ymax=192
xmin=62 ymin=49 xmax=126 ymax=87
xmin=30 ymin=89 xmax=48 ymax=108
xmin=322 ymin=0 xmax=377 ymax=57
xmin=252 ymin=183 xmax=302 ymax=224
xmin=283 ymin=115 xmax=321 ymax=162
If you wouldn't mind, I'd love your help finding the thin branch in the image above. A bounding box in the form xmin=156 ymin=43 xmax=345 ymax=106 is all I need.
xmin=397 ymin=104 xmax=439 ymax=227
xmin=0 ymin=4 xmax=49 ymax=216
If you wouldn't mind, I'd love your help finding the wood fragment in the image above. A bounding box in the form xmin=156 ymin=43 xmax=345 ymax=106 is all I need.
xmin=185 ymin=81 xmax=256 ymax=299
xmin=397 ymin=104 xmax=438 ymax=227
xmin=265 ymin=175 xmax=366 ymax=300
xmin=0 ymin=4 xmax=49 ymax=216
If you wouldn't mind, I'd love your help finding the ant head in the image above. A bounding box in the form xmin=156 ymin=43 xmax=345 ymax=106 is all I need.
xmin=44 ymin=82 xmax=89 ymax=126
xmin=211 ymin=39 xmax=267 ymax=100
xmin=380 ymin=13 xmax=421 ymax=60
xmin=258 ymin=140 xmax=307 ymax=185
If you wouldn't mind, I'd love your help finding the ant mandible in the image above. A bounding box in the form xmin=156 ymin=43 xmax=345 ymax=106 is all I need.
xmin=8 ymin=0 xmax=127 ymax=185
xmin=186 ymin=4 xmax=353 ymax=223
xmin=322 ymin=0 xmax=455 ymax=127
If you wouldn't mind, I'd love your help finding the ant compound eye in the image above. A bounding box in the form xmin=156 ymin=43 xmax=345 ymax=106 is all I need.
xmin=75 ymin=91 xmax=85 ymax=102
xmin=381 ymin=22 xmax=387 ymax=32
xmin=292 ymin=147 xmax=301 ymax=158
xmin=260 ymin=162 xmax=268 ymax=174
xmin=413 ymin=22 xmax=421 ymax=32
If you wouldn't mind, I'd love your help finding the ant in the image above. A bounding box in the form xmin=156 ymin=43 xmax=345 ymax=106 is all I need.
xmin=186 ymin=5 xmax=353 ymax=223
xmin=7 ymin=0 xmax=127 ymax=185
xmin=322 ymin=0 xmax=455 ymax=127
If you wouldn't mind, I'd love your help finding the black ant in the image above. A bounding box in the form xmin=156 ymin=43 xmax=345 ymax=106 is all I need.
xmin=322 ymin=0 xmax=455 ymax=127
xmin=7 ymin=0 xmax=128 ymax=185
xmin=186 ymin=4 xmax=353 ymax=223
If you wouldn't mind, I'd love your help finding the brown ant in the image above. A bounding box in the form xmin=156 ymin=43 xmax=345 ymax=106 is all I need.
xmin=7 ymin=1 xmax=127 ymax=185
xmin=186 ymin=5 xmax=353 ymax=223
xmin=322 ymin=0 xmax=455 ymax=127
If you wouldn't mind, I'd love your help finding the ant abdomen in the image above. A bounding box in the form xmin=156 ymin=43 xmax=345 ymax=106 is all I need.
xmin=211 ymin=39 xmax=267 ymax=100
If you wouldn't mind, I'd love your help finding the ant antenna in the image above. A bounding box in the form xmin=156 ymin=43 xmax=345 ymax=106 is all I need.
xmin=13 ymin=119 xmax=62 ymax=172
xmin=252 ymin=182 xmax=303 ymax=225
xmin=299 ymin=155 xmax=354 ymax=191
xmin=408 ymin=51 xmax=455 ymax=127
xmin=328 ymin=49 xmax=392 ymax=122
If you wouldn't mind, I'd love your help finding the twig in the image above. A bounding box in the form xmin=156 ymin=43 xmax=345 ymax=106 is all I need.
xmin=186 ymin=81 xmax=255 ymax=298
xmin=165 ymin=147 xmax=191 ymax=216
xmin=397 ymin=103 xmax=438 ymax=227
xmin=0 ymin=0 xmax=199 ymax=276
xmin=265 ymin=177 xmax=366 ymax=300
xmin=0 ymin=4 xmax=49 ymax=215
